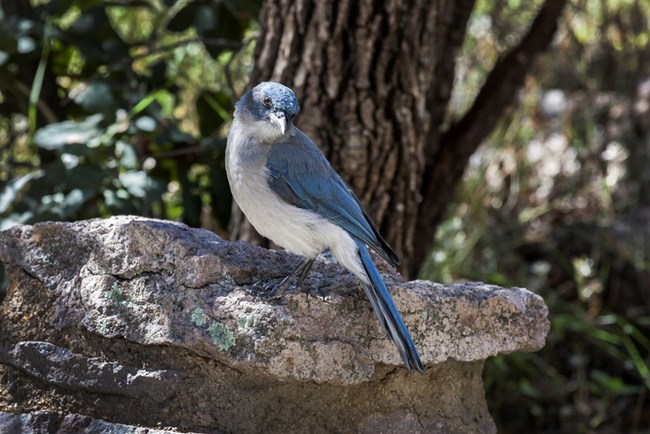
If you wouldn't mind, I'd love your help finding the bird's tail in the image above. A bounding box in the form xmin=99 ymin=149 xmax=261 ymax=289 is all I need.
xmin=355 ymin=240 xmax=425 ymax=374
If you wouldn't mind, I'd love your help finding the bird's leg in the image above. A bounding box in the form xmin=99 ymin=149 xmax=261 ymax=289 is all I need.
xmin=296 ymin=257 xmax=315 ymax=287
xmin=294 ymin=258 xmax=326 ymax=301
xmin=263 ymin=257 xmax=315 ymax=299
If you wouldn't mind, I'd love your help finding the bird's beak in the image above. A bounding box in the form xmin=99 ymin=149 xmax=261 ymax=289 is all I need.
xmin=269 ymin=112 xmax=287 ymax=135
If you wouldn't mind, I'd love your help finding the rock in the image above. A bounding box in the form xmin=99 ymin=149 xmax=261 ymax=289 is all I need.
xmin=0 ymin=341 xmax=181 ymax=401
xmin=0 ymin=216 xmax=549 ymax=433
xmin=0 ymin=411 xmax=197 ymax=434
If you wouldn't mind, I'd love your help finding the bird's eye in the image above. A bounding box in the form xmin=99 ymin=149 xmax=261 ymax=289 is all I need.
xmin=262 ymin=96 xmax=272 ymax=108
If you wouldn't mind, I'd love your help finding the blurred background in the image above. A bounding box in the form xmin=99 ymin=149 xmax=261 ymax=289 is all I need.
xmin=0 ymin=0 xmax=649 ymax=432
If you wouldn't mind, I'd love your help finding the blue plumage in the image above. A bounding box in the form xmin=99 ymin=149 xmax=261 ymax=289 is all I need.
xmin=356 ymin=240 xmax=423 ymax=372
xmin=226 ymin=81 xmax=424 ymax=373
xmin=265 ymin=131 xmax=399 ymax=267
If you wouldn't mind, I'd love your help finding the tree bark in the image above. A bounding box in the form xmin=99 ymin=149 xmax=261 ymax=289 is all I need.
xmin=231 ymin=0 xmax=567 ymax=279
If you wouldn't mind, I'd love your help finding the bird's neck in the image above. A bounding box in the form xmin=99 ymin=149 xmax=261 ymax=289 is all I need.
xmin=234 ymin=117 xmax=290 ymax=145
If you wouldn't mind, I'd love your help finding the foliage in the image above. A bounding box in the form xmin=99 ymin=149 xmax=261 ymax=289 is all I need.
xmin=425 ymin=0 xmax=650 ymax=432
xmin=0 ymin=0 xmax=259 ymax=301
xmin=0 ymin=0 xmax=259 ymax=233
xmin=0 ymin=0 xmax=649 ymax=432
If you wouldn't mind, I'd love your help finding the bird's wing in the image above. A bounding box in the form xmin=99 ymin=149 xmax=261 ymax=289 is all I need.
xmin=266 ymin=130 xmax=399 ymax=267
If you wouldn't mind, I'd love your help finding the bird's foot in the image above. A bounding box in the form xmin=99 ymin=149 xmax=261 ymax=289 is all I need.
xmin=257 ymin=271 xmax=302 ymax=300
xmin=257 ymin=257 xmax=317 ymax=301
xmin=300 ymin=285 xmax=326 ymax=302
xmin=257 ymin=278 xmax=325 ymax=302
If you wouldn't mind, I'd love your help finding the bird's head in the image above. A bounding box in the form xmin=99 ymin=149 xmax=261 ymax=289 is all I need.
xmin=234 ymin=82 xmax=300 ymax=142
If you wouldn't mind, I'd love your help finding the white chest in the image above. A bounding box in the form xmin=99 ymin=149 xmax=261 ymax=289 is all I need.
xmin=226 ymin=125 xmax=325 ymax=258
xmin=225 ymin=122 xmax=364 ymax=279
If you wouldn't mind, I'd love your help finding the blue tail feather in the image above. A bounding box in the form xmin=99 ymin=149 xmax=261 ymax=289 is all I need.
xmin=355 ymin=240 xmax=424 ymax=373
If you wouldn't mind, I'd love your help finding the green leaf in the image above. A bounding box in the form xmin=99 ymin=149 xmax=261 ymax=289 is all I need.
xmin=0 ymin=171 xmax=43 ymax=214
xmin=67 ymin=7 xmax=129 ymax=64
xmin=74 ymin=81 xmax=117 ymax=115
xmin=116 ymin=141 xmax=138 ymax=169
xmin=119 ymin=170 xmax=154 ymax=198
xmin=130 ymin=89 xmax=168 ymax=118
xmin=196 ymin=90 xmax=231 ymax=136
xmin=66 ymin=164 xmax=106 ymax=191
xmin=27 ymin=161 xmax=66 ymax=200
xmin=194 ymin=5 xmax=218 ymax=35
xmin=0 ymin=211 xmax=34 ymax=231
xmin=61 ymin=188 xmax=94 ymax=216
xmin=134 ymin=116 xmax=157 ymax=132
xmin=29 ymin=23 xmax=52 ymax=140
xmin=103 ymin=189 xmax=132 ymax=213
xmin=35 ymin=188 xmax=94 ymax=219
xmin=61 ymin=153 xmax=81 ymax=169
xmin=17 ymin=36 xmax=36 ymax=53
xmin=591 ymin=370 xmax=640 ymax=396
xmin=33 ymin=114 xmax=104 ymax=150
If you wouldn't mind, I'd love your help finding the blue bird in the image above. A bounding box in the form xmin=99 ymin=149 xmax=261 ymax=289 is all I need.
xmin=226 ymin=81 xmax=424 ymax=373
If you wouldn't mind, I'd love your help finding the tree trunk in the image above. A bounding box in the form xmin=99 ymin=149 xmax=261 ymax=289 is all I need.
xmin=230 ymin=0 xmax=567 ymax=278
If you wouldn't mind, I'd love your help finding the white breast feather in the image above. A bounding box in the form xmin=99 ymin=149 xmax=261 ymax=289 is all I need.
xmin=226 ymin=121 xmax=367 ymax=283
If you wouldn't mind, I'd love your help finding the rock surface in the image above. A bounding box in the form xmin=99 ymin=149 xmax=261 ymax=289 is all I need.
xmin=0 ymin=217 xmax=549 ymax=433
xmin=0 ymin=411 xmax=191 ymax=434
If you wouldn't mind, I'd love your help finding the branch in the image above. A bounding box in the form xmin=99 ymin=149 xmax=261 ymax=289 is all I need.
xmin=130 ymin=37 xmax=245 ymax=61
xmin=14 ymin=80 xmax=59 ymax=125
xmin=440 ymin=0 xmax=568 ymax=158
xmin=411 ymin=0 xmax=568 ymax=277
xmin=149 ymin=144 xmax=206 ymax=159
xmin=225 ymin=37 xmax=255 ymax=101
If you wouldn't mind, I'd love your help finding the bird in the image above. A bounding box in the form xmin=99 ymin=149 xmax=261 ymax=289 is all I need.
xmin=225 ymin=81 xmax=424 ymax=374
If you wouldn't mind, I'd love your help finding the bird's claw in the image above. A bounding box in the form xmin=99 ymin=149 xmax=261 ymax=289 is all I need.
xmin=300 ymin=285 xmax=326 ymax=302
xmin=255 ymin=257 xmax=320 ymax=301
xmin=259 ymin=283 xmax=291 ymax=300
xmin=256 ymin=279 xmax=326 ymax=302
